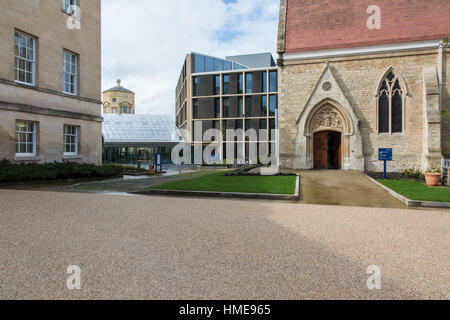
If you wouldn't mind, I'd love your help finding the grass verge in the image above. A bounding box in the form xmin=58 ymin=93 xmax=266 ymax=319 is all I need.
xmin=378 ymin=179 xmax=450 ymax=203
xmin=151 ymin=171 xmax=297 ymax=195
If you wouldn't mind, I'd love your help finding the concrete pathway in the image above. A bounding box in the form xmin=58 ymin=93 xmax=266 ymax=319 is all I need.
xmin=0 ymin=190 xmax=448 ymax=299
xmin=296 ymin=170 xmax=406 ymax=209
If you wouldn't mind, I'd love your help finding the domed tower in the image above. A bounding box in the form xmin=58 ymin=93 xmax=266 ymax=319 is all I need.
xmin=102 ymin=79 xmax=135 ymax=114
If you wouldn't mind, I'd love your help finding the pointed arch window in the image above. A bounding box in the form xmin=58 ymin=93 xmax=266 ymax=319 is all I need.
xmin=377 ymin=70 xmax=406 ymax=133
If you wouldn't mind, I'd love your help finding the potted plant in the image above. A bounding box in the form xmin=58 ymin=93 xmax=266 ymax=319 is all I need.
xmin=424 ymin=167 xmax=441 ymax=187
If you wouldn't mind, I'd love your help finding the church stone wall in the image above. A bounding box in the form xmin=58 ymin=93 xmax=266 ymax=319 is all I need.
xmin=279 ymin=49 xmax=446 ymax=172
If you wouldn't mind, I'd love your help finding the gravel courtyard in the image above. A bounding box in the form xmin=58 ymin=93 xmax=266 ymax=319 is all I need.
xmin=0 ymin=189 xmax=448 ymax=299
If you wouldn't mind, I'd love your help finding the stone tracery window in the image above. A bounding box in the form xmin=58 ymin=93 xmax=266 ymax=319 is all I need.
xmin=377 ymin=69 xmax=405 ymax=133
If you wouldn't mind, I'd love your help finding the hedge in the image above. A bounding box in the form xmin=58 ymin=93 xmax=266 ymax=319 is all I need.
xmin=0 ymin=159 xmax=130 ymax=182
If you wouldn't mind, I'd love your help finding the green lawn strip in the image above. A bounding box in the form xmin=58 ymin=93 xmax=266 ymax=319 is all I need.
xmin=378 ymin=179 xmax=450 ymax=203
xmin=150 ymin=171 xmax=297 ymax=195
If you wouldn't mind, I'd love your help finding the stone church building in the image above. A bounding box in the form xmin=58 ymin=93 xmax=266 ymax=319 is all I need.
xmin=277 ymin=0 xmax=450 ymax=172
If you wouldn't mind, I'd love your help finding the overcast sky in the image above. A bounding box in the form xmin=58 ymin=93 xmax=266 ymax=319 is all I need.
xmin=101 ymin=0 xmax=280 ymax=115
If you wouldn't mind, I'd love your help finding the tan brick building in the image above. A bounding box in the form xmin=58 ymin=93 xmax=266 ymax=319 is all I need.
xmin=277 ymin=0 xmax=450 ymax=172
xmin=0 ymin=0 xmax=102 ymax=164
xmin=102 ymin=80 xmax=135 ymax=114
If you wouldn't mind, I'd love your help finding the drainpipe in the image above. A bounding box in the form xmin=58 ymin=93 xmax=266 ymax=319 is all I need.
xmin=438 ymin=41 xmax=444 ymax=111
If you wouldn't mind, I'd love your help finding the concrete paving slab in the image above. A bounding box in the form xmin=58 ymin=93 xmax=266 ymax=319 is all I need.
xmin=294 ymin=170 xmax=406 ymax=209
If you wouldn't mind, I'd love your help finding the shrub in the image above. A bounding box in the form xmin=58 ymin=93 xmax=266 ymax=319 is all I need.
xmin=401 ymin=169 xmax=425 ymax=181
xmin=0 ymin=161 xmax=130 ymax=182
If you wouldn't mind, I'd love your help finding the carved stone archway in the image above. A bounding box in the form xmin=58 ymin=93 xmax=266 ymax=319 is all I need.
xmin=294 ymin=99 xmax=364 ymax=171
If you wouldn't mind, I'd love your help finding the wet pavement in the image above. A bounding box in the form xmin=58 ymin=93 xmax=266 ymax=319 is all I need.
xmin=0 ymin=169 xmax=408 ymax=209
xmin=294 ymin=170 xmax=406 ymax=209
xmin=0 ymin=169 xmax=217 ymax=194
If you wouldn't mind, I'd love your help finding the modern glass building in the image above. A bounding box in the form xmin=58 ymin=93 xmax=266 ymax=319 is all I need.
xmin=102 ymin=114 xmax=183 ymax=165
xmin=175 ymin=52 xmax=278 ymax=164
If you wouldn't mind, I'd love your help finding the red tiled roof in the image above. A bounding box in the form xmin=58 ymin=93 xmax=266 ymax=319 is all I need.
xmin=283 ymin=0 xmax=450 ymax=54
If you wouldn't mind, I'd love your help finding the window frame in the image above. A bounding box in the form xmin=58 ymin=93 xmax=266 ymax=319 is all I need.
xmin=223 ymin=74 xmax=230 ymax=95
xmin=269 ymin=71 xmax=277 ymax=92
xmin=63 ymin=50 xmax=78 ymax=95
xmin=63 ymin=125 xmax=79 ymax=156
xmin=192 ymin=77 xmax=199 ymax=96
xmin=246 ymin=73 xmax=253 ymax=94
xmin=63 ymin=0 xmax=78 ymax=15
xmin=376 ymin=68 xmax=407 ymax=134
xmin=14 ymin=31 xmax=36 ymax=86
xmin=214 ymin=75 xmax=221 ymax=95
xmin=15 ymin=120 xmax=37 ymax=157
xmin=193 ymin=99 xmax=199 ymax=119
xmin=120 ymin=104 xmax=131 ymax=114
xmin=223 ymin=97 xmax=230 ymax=118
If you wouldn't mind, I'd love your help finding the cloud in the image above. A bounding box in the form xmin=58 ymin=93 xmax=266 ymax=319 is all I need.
xmin=102 ymin=0 xmax=279 ymax=115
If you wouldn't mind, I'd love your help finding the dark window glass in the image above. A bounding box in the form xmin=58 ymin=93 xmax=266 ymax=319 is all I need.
xmin=378 ymin=72 xmax=404 ymax=133
xmin=260 ymin=119 xmax=268 ymax=141
xmin=215 ymin=98 xmax=221 ymax=118
xmin=269 ymin=119 xmax=276 ymax=141
xmin=233 ymin=63 xmax=246 ymax=70
xmin=245 ymin=120 xmax=251 ymax=131
xmin=238 ymin=97 xmax=244 ymax=117
xmin=205 ymin=57 xmax=215 ymax=72
xmin=193 ymin=100 xmax=199 ymax=119
xmin=238 ymin=73 xmax=243 ymax=93
xmin=214 ymin=59 xmax=223 ymax=72
xmin=262 ymin=72 xmax=267 ymax=93
xmin=261 ymin=95 xmax=267 ymax=116
xmin=193 ymin=77 xmax=199 ymax=96
xmin=246 ymin=73 xmax=253 ymax=94
xmin=245 ymin=96 xmax=252 ymax=117
xmin=269 ymin=71 xmax=277 ymax=92
xmin=223 ymin=98 xmax=230 ymax=118
xmin=224 ymin=61 xmax=232 ymax=71
xmin=194 ymin=54 xmax=205 ymax=73
xmin=386 ymin=71 xmax=395 ymax=82
xmin=212 ymin=120 xmax=220 ymax=137
xmin=214 ymin=75 xmax=220 ymax=95
xmin=392 ymin=91 xmax=403 ymax=133
xmin=236 ymin=120 xmax=243 ymax=130
xmin=260 ymin=119 xmax=267 ymax=130
xmin=269 ymin=95 xmax=277 ymax=116
xmin=223 ymin=75 xmax=230 ymax=95
xmin=378 ymin=91 xmax=389 ymax=133
xmin=222 ymin=121 xmax=227 ymax=138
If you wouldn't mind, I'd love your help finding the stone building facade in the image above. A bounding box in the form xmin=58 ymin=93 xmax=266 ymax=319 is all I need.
xmin=0 ymin=0 xmax=102 ymax=164
xmin=103 ymin=80 xmax=136 ymax=114
xmin=277 ymin=0 xmax=450 ymax=172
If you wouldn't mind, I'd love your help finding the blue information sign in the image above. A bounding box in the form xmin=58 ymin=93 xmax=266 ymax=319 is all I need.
xmin=379 ymin=148 xmax=393 ymax=161
xmin=379 ymin=148 xmax=393 ymax=179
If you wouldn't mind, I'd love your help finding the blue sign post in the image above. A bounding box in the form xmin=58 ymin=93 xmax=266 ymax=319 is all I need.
xmin=156 ymin=153 xmax=161 ymax=172
xmin=379 ymin=148 xmax=393 ymax=179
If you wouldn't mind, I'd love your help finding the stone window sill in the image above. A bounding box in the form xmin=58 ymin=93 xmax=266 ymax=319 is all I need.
xmin=15 ymin=156 xmax=41 ymax=162
xmin=63 ymin=155 xmax=83 ymax=160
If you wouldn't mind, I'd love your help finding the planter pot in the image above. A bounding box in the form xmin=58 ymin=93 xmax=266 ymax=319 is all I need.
xmin=424 ymin=173 xmax=441 ymax=186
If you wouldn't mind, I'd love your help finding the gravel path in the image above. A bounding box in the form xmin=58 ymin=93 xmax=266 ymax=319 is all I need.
xmin=0 ymin=189 xmax=448 ymax=299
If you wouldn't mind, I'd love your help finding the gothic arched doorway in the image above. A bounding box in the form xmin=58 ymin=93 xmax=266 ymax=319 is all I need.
xmin=313 ymin=131 xmax=342 ymax=170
